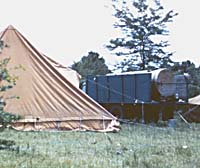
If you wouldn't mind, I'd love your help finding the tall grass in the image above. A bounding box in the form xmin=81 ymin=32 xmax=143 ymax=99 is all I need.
xmin=0 ymin=121 xmax=199 ymax=168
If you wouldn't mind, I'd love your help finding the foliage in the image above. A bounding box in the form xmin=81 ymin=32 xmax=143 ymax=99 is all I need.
xmin=0 ymin=123 xmax=199 ymax=167
xmin=188 ymin=84 xmax=200 ymax=99
xmin=170 ymin=60 xmax=200 ymax=97
xmin=107 ymin=0 xmax=178 ymax=72
xmin=71 ymin=51 xmax=111 ymax=79
xmin=0 ymin=41 xmax=20 ymax=130
xmin=0 ymin=139 xmax=15 ymax=150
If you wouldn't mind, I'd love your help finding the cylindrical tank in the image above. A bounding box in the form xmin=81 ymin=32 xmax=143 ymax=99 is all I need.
xmin=151 ymin=69 xmax=175 ymax=99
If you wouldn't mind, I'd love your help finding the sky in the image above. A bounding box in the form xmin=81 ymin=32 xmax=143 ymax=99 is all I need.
xmin=0 ymin=0 xmax=200 ymax=68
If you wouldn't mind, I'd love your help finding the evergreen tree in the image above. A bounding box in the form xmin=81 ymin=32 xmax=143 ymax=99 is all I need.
xmin=107 ymin=0 xmax=177 ymax=71
xmin=71 ymin=51 xmax=111 ymax=79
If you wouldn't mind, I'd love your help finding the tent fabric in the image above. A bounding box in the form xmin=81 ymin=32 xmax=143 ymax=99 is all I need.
xmin=183 ymin=105 xmax=200 ymax=123
xmin=189 ymin=95 xmax=200 ymax=105
xmin=181 ymin=95 xmax=200 ymax=123
xmin=42 ymin=54 xmax=81 ymax=88
xmin=0 ymin=25 xmax=119 ymax=132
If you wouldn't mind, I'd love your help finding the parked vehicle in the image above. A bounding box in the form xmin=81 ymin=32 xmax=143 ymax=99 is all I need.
xmin=81 ymin=69 xmax=189 ymax=123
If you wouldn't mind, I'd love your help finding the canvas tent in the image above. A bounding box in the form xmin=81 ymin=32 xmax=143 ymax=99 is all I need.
xmin=189 ymin=95 xmax=200 ymax=105
xmin=183 ymin=95 xmax=200 ymax=122
xmin=42 ymin=54 xmax=81 ymax=88
xmin=0 ymin=25 xmax=119 ymax=131
xmin=178 ymin=95 xmax=200 ymax=123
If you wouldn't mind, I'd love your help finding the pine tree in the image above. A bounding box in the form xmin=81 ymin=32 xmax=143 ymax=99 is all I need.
xmin=107 ymin=0 xmax=177 ymax=71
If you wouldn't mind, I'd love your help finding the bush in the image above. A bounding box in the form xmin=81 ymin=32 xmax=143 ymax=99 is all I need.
xmin=188 ymin=84 xmax=200 ymax=98
xmin=0 ymin=42 xmax=20 ymax=130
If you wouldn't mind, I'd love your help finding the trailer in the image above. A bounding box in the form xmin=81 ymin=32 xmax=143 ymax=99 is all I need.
xmin=82 ymin=69 xmax=189 ymax=122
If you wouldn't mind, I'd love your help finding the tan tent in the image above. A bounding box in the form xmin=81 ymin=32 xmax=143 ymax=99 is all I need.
xmin=42 ymin=54 xmax=81 ymax=88
xmin=179 ymin=95 xmax=200 ymax=123
xmin=189 ymin=95 xmax=200 ymax=105
xmin=0 ymin=25 xmax=119 ymax=131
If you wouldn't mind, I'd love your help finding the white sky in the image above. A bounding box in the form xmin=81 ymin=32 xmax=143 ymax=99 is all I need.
xmin=0 ymin=0 xmax=200 ymax=68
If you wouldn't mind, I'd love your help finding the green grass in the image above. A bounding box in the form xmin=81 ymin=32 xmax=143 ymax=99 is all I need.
xmin=0 ymin=121 xmax=200 ymax=168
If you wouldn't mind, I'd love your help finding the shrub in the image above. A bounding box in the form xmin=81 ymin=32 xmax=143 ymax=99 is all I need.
xmin=0 ymin=41 xmax=20 ymax=130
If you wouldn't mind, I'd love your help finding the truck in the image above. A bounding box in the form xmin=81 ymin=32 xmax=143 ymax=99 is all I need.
xmin=82 ymin=69 xmax=189 ymax=122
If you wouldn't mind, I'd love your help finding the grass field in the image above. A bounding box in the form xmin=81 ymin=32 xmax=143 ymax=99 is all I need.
xmin=0 ymin=120 xmax=199 ymax=168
